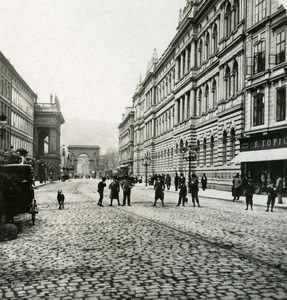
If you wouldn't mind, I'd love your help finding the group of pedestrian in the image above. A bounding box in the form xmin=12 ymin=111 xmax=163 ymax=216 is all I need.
xmin=97 ymin=175 xmax=134 ymax=207
xmin=232 ymin=173 xmax=283 ymax=212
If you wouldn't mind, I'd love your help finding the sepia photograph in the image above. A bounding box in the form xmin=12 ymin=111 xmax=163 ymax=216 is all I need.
xmin=0 ymin=0 xmax=287 ymax=299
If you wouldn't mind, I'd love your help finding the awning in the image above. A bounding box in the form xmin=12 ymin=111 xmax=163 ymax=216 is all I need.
xmin=231 ymin=148 xmax=287 ymax=163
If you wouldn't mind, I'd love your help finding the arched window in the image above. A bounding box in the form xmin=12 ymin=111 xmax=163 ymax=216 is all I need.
xmin=222 ymin=130 xmax=227 ymax=165
xmin=198 ymin=39 xmax=203 ymax=66
xmin=234 ymin=0 xmax=240 ymax=29
xmin=205 ymin=84 xmax=209 ymax=112
xmin=230 ymin=128 xmax=236 ymax=159
xmin=197 ymin=140 xmax=200 ymax=166
xmin=253 ymin=92 xmax=265 ymax=126
xmin=224 ymin=66 xmax=231 ymax=99
xmin=213 ymin=24 xmax=218 ymax=54
xmin=225 ymin=2 xmax=232 ymax=37
xmin=212 ymin=79 xmax=217 ymax=108
xmin=233 ymin=61 xmax=239 ymax=94
xmin=210 ymin=136 xmax=214 ymax=166
xmin=205 ymin=32 xmax=210 ymax=60
xmin=203 ymin=138 xmax=207 ymax=166
xmin=198 ymin=89 xmax=202 ymax=115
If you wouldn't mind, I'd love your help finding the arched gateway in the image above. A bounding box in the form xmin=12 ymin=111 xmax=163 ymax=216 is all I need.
xmin=67 ymin=145 xmax=100 ymax=178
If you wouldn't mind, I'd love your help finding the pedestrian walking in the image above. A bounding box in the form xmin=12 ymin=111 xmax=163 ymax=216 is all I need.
xmin=266 ymin=182 xmax=277 ymax=212
xmin=109 ymin=177 xmax=121 ymax=206
xmin=121 ymin=176 xmax=133 ymax=206
xmin=245 ymin=178 xmax=255 ymax=210
xmin=177 ymin=180 xmax=187 ymax=207
xmin=179 ymin=173 xmax=186 ymax=187
xmin=190 ymin=173 xmax=200 ymax=207
xmin=153 ymin=176 xmax=165 ymax=207
xmin=97 ymin=177 xmax=106 ymax=207
xmin=174 ymin=172 xmax=179 ymax=191
xmin=165 ymin=174 xmax=171 ymax=190
xmin=201 ymin=173 xmax=207 ymax=191
xmin=232 ymin=173 xmax=242 ymax=201
xmin=275 ymin=175 xmax=283 ymax=204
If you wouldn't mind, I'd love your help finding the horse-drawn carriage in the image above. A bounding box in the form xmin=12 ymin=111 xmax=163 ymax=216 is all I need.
xmin=0 ymin=164 xmax=38 ymax=225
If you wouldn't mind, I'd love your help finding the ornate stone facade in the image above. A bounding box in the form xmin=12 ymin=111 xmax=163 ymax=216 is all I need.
xmin=120 ymin=0 xmax=287 ymax=191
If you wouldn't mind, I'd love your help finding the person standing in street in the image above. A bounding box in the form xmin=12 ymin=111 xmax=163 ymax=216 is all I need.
xmin=190 ymin=173 xmax=200 ymax=207
xmin=174 ymin=172 xmax=179 ymax=191
xmin=177 ymin=180 xmax=187 ymax=207
xmin=97 ymin=177 xmax=106 ymax=207
xmin=232 ymin=173 xmax=242 ymax=201
xmin=245 ymin=178 xmax=255 ymax=210
xmin=201 ymin=173 xmax=207 ymax=191
xmin=109 ymin=177 xmax=121 ymax=206
xmin=153 ymin=176 xmax=165 ymax=207
xmin=276 ymin=175 xmax=283 ymax=204
xmin=266 ymin=181 xmax=277 ymax=212
xmin=165 ymin=174 xmax=171 ymax=190
xmin=121 ymin=176 xmax=133 ymax=206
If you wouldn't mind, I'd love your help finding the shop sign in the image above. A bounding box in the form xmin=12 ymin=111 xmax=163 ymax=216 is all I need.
xmin=241 ymin=135 xmax=287 ymax=151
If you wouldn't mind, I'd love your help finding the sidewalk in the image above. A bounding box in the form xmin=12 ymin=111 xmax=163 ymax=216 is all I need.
xmin=136 ymin=183 xmax=287 ymax=210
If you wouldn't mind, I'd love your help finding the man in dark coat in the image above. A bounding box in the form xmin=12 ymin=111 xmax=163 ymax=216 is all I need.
xmin=190 ymin=173 xmax=200 ymax=207
xmin=121 ymin=176 xmax=133 ymax=206
xmin=174 ymin=172 xmax=179 ymax=191
xmin=97 ymin=177 xmax=106 ymax=207
xmin=177 ymin=180 xmax=187 ymax=207
xmin=201 ymin=174 xmax=207 ymax=191
xmin=109 ymin=177 xmax=121 ymax=206
xmin=153 ymin=176 xmax=165 ymax=207
xmin=165 ymin=174 xmax=171 ymax=190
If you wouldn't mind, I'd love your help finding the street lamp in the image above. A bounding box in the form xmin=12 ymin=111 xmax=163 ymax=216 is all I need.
xmin=141 ymin=155 xmax=151 ymax=186
xmin=181 ymin=144 xmax=199 ymax=192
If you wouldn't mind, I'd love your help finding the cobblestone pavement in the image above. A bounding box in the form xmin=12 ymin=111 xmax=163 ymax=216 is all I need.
xmin=0 ymin=179 xmax=286 ymax=300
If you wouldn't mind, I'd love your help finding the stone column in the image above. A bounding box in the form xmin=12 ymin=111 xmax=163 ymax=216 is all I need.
xmin=190 ymin=89 xmax=195 ymax=117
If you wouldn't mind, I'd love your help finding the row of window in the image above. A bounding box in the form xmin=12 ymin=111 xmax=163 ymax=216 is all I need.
xmin=11 ymin=111 xmax=33 ymax=135
xmin=253 ymin=86 xmax=286 ymax=126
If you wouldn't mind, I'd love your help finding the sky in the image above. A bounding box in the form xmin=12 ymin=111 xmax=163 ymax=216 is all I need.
xmin=0 ymin=0 xmax=286 ymax=152
xmin=0 ymin=0 xmax=186 ymax=125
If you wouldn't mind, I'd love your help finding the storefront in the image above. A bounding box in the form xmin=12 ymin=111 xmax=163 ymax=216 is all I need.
xmin=232 ymin=130 xmax=287 ymax=194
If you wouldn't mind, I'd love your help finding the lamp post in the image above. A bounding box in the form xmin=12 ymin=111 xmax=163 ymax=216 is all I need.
xmin=181 ymin=144 xmax=199 ymax=192
xmin=141 ymin=155 xmax=151 ymax=186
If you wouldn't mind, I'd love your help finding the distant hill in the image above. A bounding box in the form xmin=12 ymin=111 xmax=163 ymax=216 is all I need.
xmin=61 ymin=117 xmax=119 ymax=154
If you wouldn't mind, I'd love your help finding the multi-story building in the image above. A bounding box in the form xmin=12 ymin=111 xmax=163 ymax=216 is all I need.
xmin=118 ymin=107 xmax=135 ymax=174
xmin=233 ymin=0 xmax=287 ymax=190
xmin=120 ymin=0 xmax=287 ymax=192
xmin=0 ymin=51 xmax=36 ymax=163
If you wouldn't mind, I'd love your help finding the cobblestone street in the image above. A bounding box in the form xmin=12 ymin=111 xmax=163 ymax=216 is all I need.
xmin=0 ymin=179 xmax=287 ymax=300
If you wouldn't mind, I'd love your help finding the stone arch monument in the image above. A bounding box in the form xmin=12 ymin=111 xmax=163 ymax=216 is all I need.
xmin=67 ymin=145 xmax=100 ymax=178
xmin=34 ymin=95 xmax=65 ymax=181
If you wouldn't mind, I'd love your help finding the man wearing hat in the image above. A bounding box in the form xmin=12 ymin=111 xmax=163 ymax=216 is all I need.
xmin=245 ymin=178 xmax=255 ymax=210
xmin=153 ymin=175 xmax=165 ymax=207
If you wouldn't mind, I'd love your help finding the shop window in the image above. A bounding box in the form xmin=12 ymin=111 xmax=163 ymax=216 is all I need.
xmin=253 ymin=41 xmax=266 ymax=74
xmin=276 ymin=86 xmax=286 ymax=122
xmin=253 ymin=92 xmax=265 ymax=126
xmin=255 ymin=0 xmax=266 ymax=23
xmin=276 ymin=31 xmax=285 ymax=65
